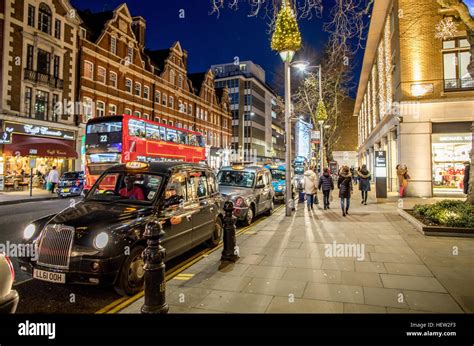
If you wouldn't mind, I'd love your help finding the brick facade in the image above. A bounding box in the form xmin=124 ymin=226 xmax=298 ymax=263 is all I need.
xmin=77 ymin=3 xmax=232 ymax=150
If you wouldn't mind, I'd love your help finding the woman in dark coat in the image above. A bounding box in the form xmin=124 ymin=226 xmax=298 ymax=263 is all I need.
xmin=318 ymin=167 xmax=334 ymax=210
xmin=337 ymin=166 xmax=353 ymax=217
xmin=358 ymin=164 xmax=371 ymax=205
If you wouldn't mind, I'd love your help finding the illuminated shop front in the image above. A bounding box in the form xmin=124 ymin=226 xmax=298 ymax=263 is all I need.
xmin=432 ymin=132 xmax=472 ymax=195
xmin=0 ymin=121 xmax=78 ymax=191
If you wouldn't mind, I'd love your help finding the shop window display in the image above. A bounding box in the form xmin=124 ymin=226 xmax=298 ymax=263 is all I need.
xmin=432 ymin=133 xmax=472 ymax=194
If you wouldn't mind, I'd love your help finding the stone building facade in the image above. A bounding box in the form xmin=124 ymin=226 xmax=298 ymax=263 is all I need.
xmin=355 ymin=0 xmax=473 ymax=197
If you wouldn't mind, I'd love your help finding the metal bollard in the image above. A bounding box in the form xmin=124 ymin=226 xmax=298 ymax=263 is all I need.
xmin=141 ymin=218 xmax=169 ymax=314
xmin=221 ymin=201 xmax=240 ymax=262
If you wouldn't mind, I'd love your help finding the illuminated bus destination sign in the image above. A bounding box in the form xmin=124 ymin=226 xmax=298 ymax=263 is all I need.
xmin=4 ymin=122 xmax=75 ymax=140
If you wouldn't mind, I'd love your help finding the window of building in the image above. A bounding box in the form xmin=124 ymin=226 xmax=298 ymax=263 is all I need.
xmin=183 ymin=124 xmax=187 ymax=130
xmin=155 ymin=91 xmax=161 ymax=103
xmin=97 ymin=66 xmax=106 ymax=84
xmin=124 ymin=108 xmax=132 ymax=115
xmin=127 ymin=45 xmax=134 ymax=64
xmin=170 ymin=69 xmax=176 ymax=85
xmin=125 ymin=78 xmax=132 ymax=93
xmin=54 ymin=19 xmax=61 ymax=39
xmin=205 ymin=111 xmax=208 ymax=121
xmin=83 ymin=97 xmax=93 ymax=120
xmin=134 ymin=111 xmax=141 ymax=117
xmin=184 ymin=103 xmax=187 ymax=114
xmin=188 ymin=105 xmax=192 ymax=116
xmin=162 ymin=94 xmax=167 ymax=106
xmin=24 ymin=87 xmax=33 ymax=117
xmin=144 ymin=86 xmax=149 ymax=99
xmin=84 ymin=61 xmax=94 ymax=79
xmin=109 ymin=104 xmax=117 ymax=115
xmin=443 ymin=38 xmax=473 ymax=90
xmin=53 ymin=55 xmax=60 ymax=78
xmin=169 ymin=121 xmax=174 ymax=127
xmin=110 ymin=36 xmax=117 ymax=55
xmin=35 ymin=90 xmax=49 ymax=120
xmin=178 ymin=74 xmax=183 ymax=88
xmin=144 ymin=113 xmax=150 ymax=120
xmin=162 ymin=119 xmax=167 ymax=125
xmin=196 ymin=106 xmax=200 ymax=118
xmin=37 ymin=49 xmax=50 ymax=75
xmin=97 ymin=101 xmax=105 ymax=117
xmin=27 ymin=5 xmax=35 ymax=27
xmin=26 ymin=45 xmax=34 ymax=70
xmin=135 ymin=82 xmax=141 ymax=96
xmin=109 ymin=71 xmax=117 ymax=88
xmin=38 ymin=3 xmax=52 ymax=35
xmin=169 ymin=96 xmax=174 ymax=109
xmin=155 ymin=117 xmax=161 ymax=123
xmin=178 ymin=100 xmax=184 ymax=113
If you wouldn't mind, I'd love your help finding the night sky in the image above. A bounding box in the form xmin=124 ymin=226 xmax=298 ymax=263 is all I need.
xmin=71 ymin=0 xmax=368 ymax=97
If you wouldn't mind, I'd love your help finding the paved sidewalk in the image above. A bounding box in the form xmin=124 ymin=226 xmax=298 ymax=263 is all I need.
xmin=0 ymin=189 xmax=58 ymax=205
xmin=119 ymin=194 xmax=473 ymax=313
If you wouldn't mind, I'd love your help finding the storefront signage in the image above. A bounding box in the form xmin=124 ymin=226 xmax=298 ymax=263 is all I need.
xmin=375 ymin=151 xmax=386 ymax=167
xmin=433 ymin=134 xmax=472 ymax=143
xmin=0 ymin=131 xmax=12 ymax=144
xmin=29 ymin=149 xmax=38 ymax=155
xmin=4 ymin=122 xmax=75 ymax=140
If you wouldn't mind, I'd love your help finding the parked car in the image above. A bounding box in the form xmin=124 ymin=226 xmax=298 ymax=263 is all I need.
xmin=56 ymin=171 xmax=85 ymax=198
xmin=0 ymin=254 xmax=19 ymax=314
xmin=264 ymin=164 xmax=288 ymax=203
xmin=18 ymin=162 xmax=224 ymax=296
xmin=217 ymin=165 xmax=275 ymax=226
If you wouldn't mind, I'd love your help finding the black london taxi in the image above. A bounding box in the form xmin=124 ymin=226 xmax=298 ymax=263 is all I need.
xmin=217 ymin=164 xmax=275 ymax=226
xmin=18 ymin=162 xmax=224 ymax=295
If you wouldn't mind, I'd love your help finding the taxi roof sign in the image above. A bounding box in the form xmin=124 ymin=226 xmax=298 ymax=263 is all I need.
xmin=126 ymin=161 xmax=149 ymax=170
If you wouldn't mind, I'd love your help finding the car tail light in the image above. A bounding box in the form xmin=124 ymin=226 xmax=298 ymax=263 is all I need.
xmin=5 ymin=256 xmax=14 ymax=282
xmin=235 ymin=197 xmax=244 ymax=207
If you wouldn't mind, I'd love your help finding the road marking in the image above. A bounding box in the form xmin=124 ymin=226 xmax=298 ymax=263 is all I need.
xmin=97 ymin=206 xmax=282 ymax=314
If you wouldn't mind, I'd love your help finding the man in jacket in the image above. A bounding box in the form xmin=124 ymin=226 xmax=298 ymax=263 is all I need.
xmin=303 ymin=167 xmax=318 ymax=211
xmin=318 ymin=167 xmax=334 ymax=210
xmin=358 ymin=164 xmax=371 ymax=205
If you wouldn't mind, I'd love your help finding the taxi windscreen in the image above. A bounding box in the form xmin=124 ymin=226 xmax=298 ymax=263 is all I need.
xmin=217 ymin=171 xmax=255 ymax=188
xmin=270 ymin=169 xmax=286 ymax=181
xmin=86 ymin=172 xmax=163 ymax=204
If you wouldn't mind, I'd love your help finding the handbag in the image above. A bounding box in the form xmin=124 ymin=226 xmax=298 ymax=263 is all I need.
xmin=46 ymin=182 xmax=53 ymax=191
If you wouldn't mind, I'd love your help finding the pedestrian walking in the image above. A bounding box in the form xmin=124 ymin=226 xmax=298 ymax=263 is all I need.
xmin=303 ymin=167 xmax=318 ymax=211
xmin=358 ymin=164 xmax=371 ymax=205
xmin=318 ymin=167 xmax=334 ymax=210
xmin=337 ymin=165 xmax=353 ymax=217
xmin=396 ymin=164 xmax=409 ymax=198
xmin=463 ymin=160 xmax=470 ymax=195
xmin=47 ymin=166 xmax=59 ymax=194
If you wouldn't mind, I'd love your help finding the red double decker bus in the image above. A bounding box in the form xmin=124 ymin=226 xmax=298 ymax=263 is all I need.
xmin=84 ymin=114 xmax=206 ymax=188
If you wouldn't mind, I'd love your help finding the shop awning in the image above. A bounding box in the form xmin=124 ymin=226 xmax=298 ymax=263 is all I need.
xmin=3 ymin=135 xmax=78 ymax=159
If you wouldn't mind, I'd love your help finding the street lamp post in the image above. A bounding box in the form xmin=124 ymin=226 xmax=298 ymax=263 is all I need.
xmin=284 ymin=58 xmax=293 ymax=216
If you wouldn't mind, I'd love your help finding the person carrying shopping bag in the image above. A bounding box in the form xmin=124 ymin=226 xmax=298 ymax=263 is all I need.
xmin=318 ymin=167 xmax=334 ymax=210
xmin=337 ymin=166 xmax=353 ymax=217
xmin=358 ymin=164 xmax=371 ymax=205
xmin=303 ymin=167 xmax=318 ymax=211
xmin=46 ymin=166 xmax=59 ymax=194
xmin=396 ymin=164 xmax=409 ymax=197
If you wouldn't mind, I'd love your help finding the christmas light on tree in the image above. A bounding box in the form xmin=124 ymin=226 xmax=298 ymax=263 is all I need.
xmin=271 ymin=0 xmax=302 ymax=54
xmin=316 ymin=99 xmax=328 ymax=121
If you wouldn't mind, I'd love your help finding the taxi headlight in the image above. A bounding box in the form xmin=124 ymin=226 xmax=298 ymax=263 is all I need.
xmin=93 ymin=232 xmax=109 ymax=250
xmin=23 ymin=224 xmax=36 ymax=240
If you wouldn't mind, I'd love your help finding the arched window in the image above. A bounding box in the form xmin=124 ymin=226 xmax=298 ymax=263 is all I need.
xmin=38 ymin=3 xmax=52 ymax=34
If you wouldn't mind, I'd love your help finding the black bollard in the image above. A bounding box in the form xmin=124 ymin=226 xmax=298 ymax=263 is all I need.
xmin=141 ymin=217 xmax=169 ymax=314
xmin=221 ymin=201 xmax=240 ymax=262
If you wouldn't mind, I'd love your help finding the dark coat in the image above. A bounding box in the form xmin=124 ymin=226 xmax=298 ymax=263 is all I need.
xmin=358 ymin=169 xmax=371 ymax=191
xmin=338 ymin=173 xmax=353 ymax=198
xmin=464 ymin=164 xmax=470 ymax=195
xmin=318 ymin=173 xmax=334 ymax=191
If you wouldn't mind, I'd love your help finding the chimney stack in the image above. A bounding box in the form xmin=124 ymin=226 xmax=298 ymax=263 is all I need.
xmin=132 ymin=16 xmax=146 ymax=48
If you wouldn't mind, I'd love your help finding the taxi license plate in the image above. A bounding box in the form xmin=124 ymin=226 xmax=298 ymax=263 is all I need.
xmin=33 ymin=269 xmax=66 ymax=284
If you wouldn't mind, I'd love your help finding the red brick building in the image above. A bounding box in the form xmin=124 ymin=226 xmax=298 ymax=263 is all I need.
xmin=0 ymin=0 xmax=81 ymax=181
xmin=77 ymin=3 xmax=232 ymax=167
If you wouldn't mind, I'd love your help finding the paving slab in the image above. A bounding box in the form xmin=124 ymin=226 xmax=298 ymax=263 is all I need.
xmin=303 ymin=283 xmax=364 ymax=304
xmin=380 ymin=274 xmax=447 ymax=293
xmin=266 ymin=296 xmax=343 ymax=313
